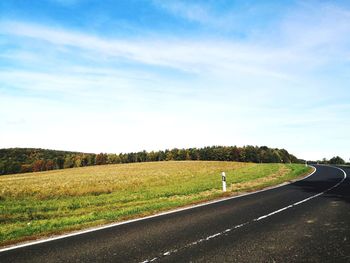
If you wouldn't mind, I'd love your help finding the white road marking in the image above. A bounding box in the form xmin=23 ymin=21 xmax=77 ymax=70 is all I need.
xmin=206 ymin=233 xmax=221 ymax=240
xmin=254 ymin=206 xmax=291 ymax=221
xmin=0 ymin=165 xmax=317 ymax=253
xmin=139 ymin=166 xmax=347 ymax=262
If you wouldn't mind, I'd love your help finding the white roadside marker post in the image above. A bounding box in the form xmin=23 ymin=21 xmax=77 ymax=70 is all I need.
xmin=305 ymin=160 xmax=308 ymax=167
xmin=222 ymin=172 xmax=227 ymax=192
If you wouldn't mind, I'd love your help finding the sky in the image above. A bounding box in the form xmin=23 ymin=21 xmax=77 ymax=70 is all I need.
xmin=0 ymin=0 xmax=349 ymax=161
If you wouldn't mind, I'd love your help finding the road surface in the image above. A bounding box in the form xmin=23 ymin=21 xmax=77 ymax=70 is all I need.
xmin=1 ymin=165 xmax=349 ymax=262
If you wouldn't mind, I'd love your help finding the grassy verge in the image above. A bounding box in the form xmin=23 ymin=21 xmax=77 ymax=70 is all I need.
xmin=0 ymin=161 xmax=311 ymax=247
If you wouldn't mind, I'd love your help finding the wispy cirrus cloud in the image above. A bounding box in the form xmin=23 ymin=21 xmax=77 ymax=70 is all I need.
xmin=2 ymin=4 xmax=350 ymax=105
xmin=0 ymin=20 xmax=308 ymax=80
xmin=153 ymin=0 xmax=218 ymax=26
xmin=3 ymin=0 xmax=350 ymax=77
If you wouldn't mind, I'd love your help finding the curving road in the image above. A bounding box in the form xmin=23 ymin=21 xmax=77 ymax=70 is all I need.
xmin=1 ymin=165 xmax=349 ymax=262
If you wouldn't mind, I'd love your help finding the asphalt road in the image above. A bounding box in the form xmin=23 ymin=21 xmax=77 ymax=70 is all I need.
xmin=1 ymin=165 xmax=349 ymax=263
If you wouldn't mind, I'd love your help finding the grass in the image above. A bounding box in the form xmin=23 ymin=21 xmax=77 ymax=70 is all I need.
xmin=0 ymin=161 xmax=312 ymax=247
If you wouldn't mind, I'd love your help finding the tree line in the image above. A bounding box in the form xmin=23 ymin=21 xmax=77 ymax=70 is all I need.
xmin=314 ymin=156 xmax=347 ymax=165
xmin=1 ymin=146 xmax=303 ymax=175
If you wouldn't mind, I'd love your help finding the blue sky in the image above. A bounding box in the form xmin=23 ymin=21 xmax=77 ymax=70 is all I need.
xmin=0 ymin=0 xmax=349 ymax=161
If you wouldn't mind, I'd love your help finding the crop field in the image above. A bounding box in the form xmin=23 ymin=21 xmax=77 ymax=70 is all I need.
xmin=0 ymin=161 xmax=311 ymax=246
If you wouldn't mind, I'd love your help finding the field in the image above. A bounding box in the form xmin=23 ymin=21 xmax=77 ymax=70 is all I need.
xmin=0 ymin=161 xmax=311 ymax=246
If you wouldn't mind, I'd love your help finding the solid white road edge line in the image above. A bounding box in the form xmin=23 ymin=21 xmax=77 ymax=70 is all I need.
xmin=0 ymin=165 xmax=317 ymax=253
xmin=139 ymin=166 xmax=347 ymax=263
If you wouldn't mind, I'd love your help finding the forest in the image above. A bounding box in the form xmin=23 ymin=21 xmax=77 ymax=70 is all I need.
xmin=0 ymin=146 xmax=304 ymax=176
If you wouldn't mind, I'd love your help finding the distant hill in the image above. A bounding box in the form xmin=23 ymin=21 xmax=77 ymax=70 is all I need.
xmin=0 ymin=146 xmax=301 ymax=175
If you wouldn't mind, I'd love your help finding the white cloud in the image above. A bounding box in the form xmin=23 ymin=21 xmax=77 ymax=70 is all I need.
xmin=280 ymin=3 xmax=350 ymax=47
xmin=3 ymin=5 xmax=350 ymax=83
xmin=152 ymin=0 xmax=243 ymax=32
xmin=154 ymin=1 xmax=214 ymax=24
xmin=0 ymin=21 xmax=297 ymax=79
